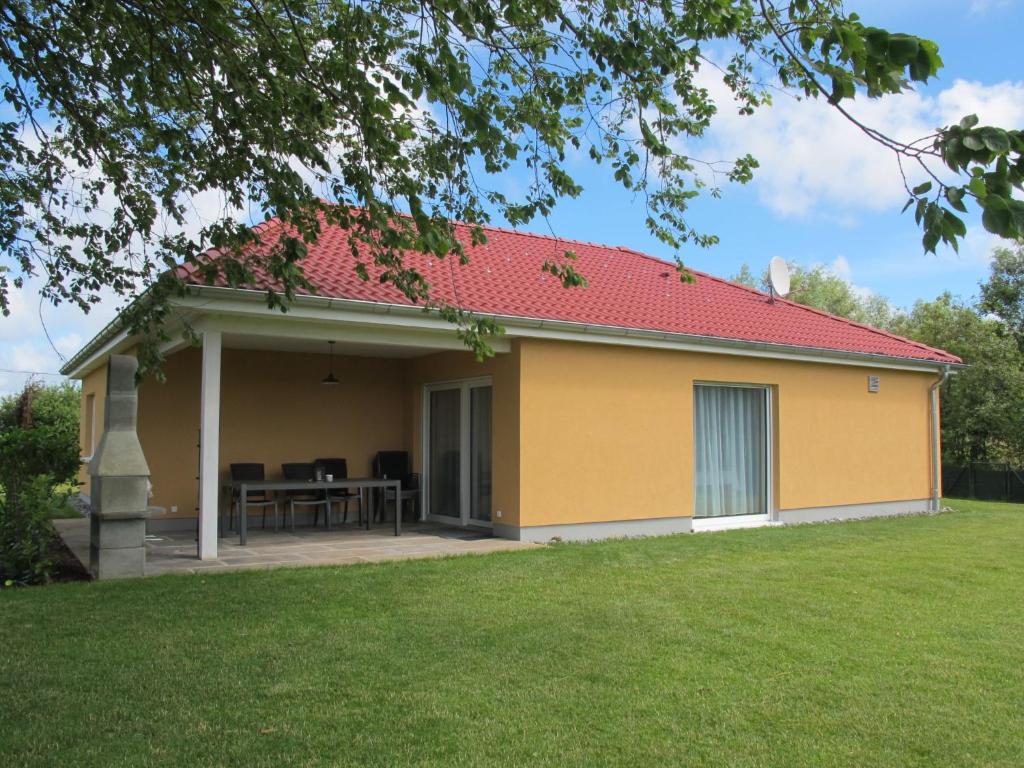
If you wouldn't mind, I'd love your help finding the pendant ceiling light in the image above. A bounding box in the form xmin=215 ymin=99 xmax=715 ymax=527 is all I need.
xmin=322 ymin=340 xmax=340 ymax=385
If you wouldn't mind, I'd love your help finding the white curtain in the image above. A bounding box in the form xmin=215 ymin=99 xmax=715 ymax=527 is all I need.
xmin=694 ymin=385 xmax=767 ymax=518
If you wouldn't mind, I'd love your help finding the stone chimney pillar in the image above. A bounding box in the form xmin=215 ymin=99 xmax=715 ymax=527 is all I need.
xmin=89 ymin=355 xmax=150 ymax=579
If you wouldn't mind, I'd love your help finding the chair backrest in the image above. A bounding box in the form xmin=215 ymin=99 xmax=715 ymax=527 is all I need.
xmin=230 ymin=463 xmax=265 ymax=482
xmin=313 ymin=457 xmax=348 ymax=479
xmin=281 ymin=462 xmax=315 ymax=481
xmin=373 ymin=451 xmax=410 ymax=480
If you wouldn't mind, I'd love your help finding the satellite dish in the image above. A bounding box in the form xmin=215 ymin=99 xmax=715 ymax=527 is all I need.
xmin=768 ymin=257 xmax=790 ymax=301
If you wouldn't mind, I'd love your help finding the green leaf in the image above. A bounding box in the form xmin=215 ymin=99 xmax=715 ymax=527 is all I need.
xmin=982 ymin=195 xmax=1011 ymax=236
xmin=1008 ymin=200 xmax=1024 ymax=238
xmin=944 ymin=209 xmax=967 ymax=238
xmin=909 ymin=46 xmax=935 ymax=82
xmin=887 ymin=34 xmax=919 ymax=66
xmin=959 ymin=114 xmax=979 ymax=131
xmin=963 ymin=134 xmax=985 ymax=151
xmin=945 ymin=186 xmax=968 ymax=213
xmin=969 ymin=175 xmax=988 ymax=199
xmin=979 ymin=127 xmax=1011 ymax=154
xmin=863 ymin=28 xmax=889 ymax=57
xmin=912 ymin=181 xmax=932 ymax=195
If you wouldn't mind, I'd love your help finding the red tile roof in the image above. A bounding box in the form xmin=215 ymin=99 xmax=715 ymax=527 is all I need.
xmin=186 ymin=215 xmax=960 ymax=365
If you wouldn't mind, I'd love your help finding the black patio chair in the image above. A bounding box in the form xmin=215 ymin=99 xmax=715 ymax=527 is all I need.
xmin=313 ymin=457 xmax=363 ymax=526
xmin=229 ymin=463 xmax=280 ymax=531
xmin=281 ymin=462 xmax=330 ymax=531
xmin=372 ymin=450 xmax=421 ymax=523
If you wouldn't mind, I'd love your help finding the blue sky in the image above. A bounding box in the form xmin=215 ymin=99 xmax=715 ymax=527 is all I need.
xmin=1 ymin=0 xmax=1023 ymax=394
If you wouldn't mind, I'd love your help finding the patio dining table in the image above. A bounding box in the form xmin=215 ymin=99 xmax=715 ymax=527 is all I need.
xmin=221 ymin=478 xmax=403 ymax=545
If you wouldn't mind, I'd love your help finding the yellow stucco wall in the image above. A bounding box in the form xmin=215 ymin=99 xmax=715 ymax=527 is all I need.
xmin=135 ymin=348 xmax=201 ymax=520
xmin=77 ymin=363 xmax=108 ymax=496
xmin=135 ymin=347 xmax=409 ymax=521
xmin=517 ymin=339 xmax=937 ymax=527
xmin=405 ymin=343 xmax=522 ymax=527
xmin=79 ymin=335 xmax=937 ymax=531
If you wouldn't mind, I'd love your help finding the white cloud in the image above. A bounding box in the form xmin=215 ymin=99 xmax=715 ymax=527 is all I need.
xmin=826 ymin=255 xmax=876 ymax=300
xmin=829 ymin=254 xmax=854 ymax=282
xmin=935 ymin=79 xmax=1024 ymax=128
xmin=0 ymin=277 xmax=122 ymax=396
xmin=790 ymin=254 xmax=877 ymax=302
xmin=698 ymin=74 xmax=1024 ymax=219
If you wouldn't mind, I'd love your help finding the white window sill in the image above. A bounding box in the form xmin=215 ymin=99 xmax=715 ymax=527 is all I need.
xmin=692 ymin=514 xmax=778 ymax=533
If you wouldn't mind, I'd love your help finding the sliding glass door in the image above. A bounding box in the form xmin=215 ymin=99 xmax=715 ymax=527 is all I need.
xmin=694 ymin=384 xmax=770 ymax=518
xmin=424 ymin=378 xmax=493 ymax=526
xmin=428 ymin=388 xmax=462 ymax=521
xmin=469 ymin=386 xmax=493 ymax=524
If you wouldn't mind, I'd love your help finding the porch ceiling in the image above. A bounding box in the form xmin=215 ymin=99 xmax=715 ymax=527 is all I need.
xmin=222 ymin=332 xmax=441 ymax=358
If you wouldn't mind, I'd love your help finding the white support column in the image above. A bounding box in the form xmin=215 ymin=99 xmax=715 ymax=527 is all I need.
xmin=198 ymin=329 xmax=222 ymax=560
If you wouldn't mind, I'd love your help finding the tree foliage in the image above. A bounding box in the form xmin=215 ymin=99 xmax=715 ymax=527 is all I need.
xmin=891 ymin=294 xmax=1024 ymax=465
xmin=979 ymin=240 xmax=1024 ymax=352
xmin=1 ymin=0 xmax=1020 ymax=368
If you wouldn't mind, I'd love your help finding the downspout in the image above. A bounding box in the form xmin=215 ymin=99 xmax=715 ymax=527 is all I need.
xmin=930 ymin=365 xmax=952 ymax=512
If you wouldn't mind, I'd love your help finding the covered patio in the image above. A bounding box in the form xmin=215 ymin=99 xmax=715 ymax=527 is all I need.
xmin=55 ymin=518 xmax=534 ymax=576
xmin=71 ymin=288 xmax=523 ymax=567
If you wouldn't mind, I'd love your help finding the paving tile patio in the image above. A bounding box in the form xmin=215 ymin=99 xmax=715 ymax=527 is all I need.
xmin=54 ymin=518 xmax=537 ymax=577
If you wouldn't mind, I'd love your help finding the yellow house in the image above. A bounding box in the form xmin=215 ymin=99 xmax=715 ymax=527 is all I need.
xmin=62 ymin=216 xmax=961 ymax=560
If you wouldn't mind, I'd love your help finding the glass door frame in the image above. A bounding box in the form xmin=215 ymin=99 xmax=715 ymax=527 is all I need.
xmin=691 ymin=381 xmax=775 ymax=530
xmin=422 ymin=376 xmax=494 ymax=528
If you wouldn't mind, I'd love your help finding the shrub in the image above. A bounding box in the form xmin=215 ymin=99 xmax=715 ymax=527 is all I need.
xmin=0 ymin=475 xmax=64 ymax=585
xmin=0 ymin=381 xmax=81 ymax=586
xmin=0 ymin=381 xmax=81 ymax=504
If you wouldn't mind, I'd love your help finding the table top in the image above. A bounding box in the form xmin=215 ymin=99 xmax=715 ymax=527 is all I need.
xmin=223 ymin=478 xmax=400 ymax=490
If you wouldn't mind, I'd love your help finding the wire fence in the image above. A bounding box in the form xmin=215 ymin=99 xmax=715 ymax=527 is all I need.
xmin=942 ymin=463 xmax=1024 ymax=503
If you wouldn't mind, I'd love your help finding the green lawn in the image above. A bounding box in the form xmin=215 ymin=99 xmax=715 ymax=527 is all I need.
xmin=2 ymin=499 xmax=1023 ymax=767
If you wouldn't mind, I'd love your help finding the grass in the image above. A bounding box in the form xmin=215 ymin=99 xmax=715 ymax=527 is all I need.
xmin=2 ymin=499 xmax=1023 ymax=767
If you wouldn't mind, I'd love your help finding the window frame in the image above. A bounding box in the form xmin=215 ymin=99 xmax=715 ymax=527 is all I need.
xmin=691 ymin=381 xmax=774 ymax=529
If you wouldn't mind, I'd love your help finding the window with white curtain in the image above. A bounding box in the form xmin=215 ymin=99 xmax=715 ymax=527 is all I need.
xmin=694 ymin=384 xmax=769 ymax=518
